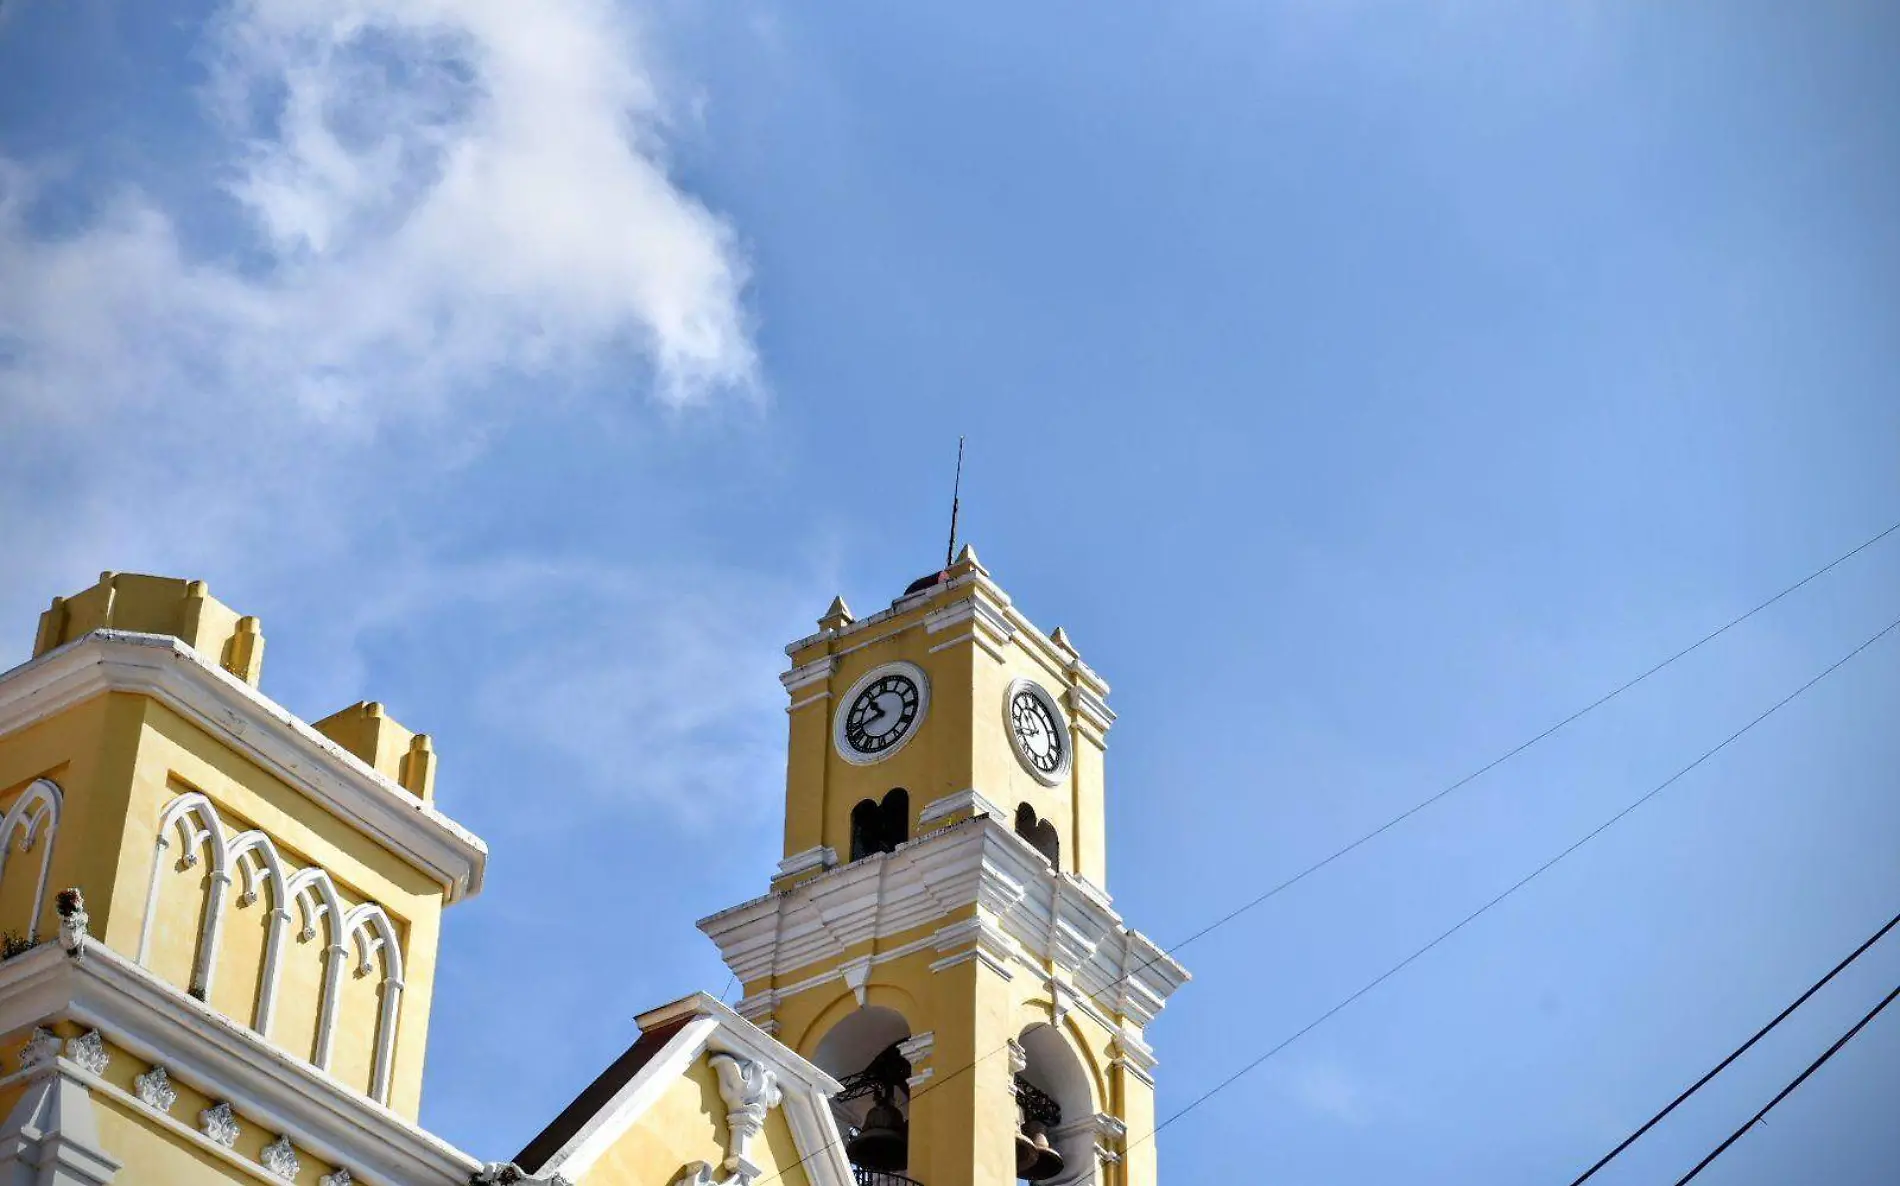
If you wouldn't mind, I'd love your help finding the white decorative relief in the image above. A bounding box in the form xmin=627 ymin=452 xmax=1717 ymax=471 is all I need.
xmin=136 ymin=1065 xmax=179 ymax=1113
xmin=200 ymin=1101 xmax=240 ymax=1148
xmin=709 ymin=1052 xmax=781 ymax=1185
xmin=897 ymin=1031 xmax=936 ymax=1090
xmin=319 ymin=1171 xmax=354 ymax=1186
xmin=139 ymin=790 xmax=409 ymax=1104
xmin=262 ymin=1135 xmax=301 ymax=1178
xmin=19 ymin=1026 xmax=60 ymax=1067
xmin=65 ymin=1029 xmax=108 ymax=1075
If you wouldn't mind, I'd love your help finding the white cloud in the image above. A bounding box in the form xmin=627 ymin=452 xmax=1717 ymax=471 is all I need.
xmin=0 ymin=0 xmax=756 ymax=427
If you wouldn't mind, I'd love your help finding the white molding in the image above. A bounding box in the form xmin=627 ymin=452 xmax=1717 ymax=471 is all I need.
xmin=917 ymin=787 xmax=1005 ymax=826
xmin=778 ymin=656 xmax=838 ymax=696
xmin=0 ymin=942 xmax=480 ymax=1185
xmin=896 ymin=1032 xmax=934 ymax=1090
xmin=1064 ymin=685 xmax=1116 ymax=738
xmin=0 ymin=631 xmax=486 ymax=902
xmin=539 ymin=994 xmax=852 ymax=1186
xmin=773 ymin=846 xmax=836 ymax=881
xmin=701 ymin=819 xmax=1188 ymax=1033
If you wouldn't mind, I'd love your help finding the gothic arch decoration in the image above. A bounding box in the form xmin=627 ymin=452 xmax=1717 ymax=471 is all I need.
xmin=342 ymin=902 xmax=406 ymax=1103
xmin=139 ymin=791 xmax=230 ymax=996
xmin=138 ymin=790 xmax=406 ymax=1105
xmin=0 ymin=778 xmax=62 ymax=941
xmin=1015 ymin=803 xmax=1060 ymax=869
xmin=226 ymin=829 xmax=293 ymax=1035
xmin=849 ymin=788 xmax=910 ymax=862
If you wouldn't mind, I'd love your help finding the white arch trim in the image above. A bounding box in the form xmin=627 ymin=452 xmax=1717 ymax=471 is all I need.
xmin=226 ymin=830 xmax=293 ymax=1035
xmin=343 ymin=902 xmax=405 ymax=1104
xmin=0 ymin=778 xmax=62 ymax=941
xmin=138 ymin=792 xmax=229 ymax=987
xmin=140 ymin=792 xmax=408 ymax=1105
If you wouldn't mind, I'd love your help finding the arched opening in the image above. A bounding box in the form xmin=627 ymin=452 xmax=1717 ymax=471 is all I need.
xmin=815 ymin=1006 xmax=916 ymax=1182
xmin=1014 ymin=1023 xmax=1098 ymax=1185
xmin=1015 ymin=803 xmax=1060 ymax=869
xmin=851 ymin=788 xmax=911 ymax=862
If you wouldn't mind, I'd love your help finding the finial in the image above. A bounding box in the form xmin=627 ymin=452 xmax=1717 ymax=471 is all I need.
xmin=818 ymin=595 xmax=855 ymax=633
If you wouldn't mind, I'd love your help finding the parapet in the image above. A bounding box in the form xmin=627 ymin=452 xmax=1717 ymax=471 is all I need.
xmin=313 ymin=700 xmax=438 ymax=802
xmin=34 ymin=572 xmax=265 ymax=684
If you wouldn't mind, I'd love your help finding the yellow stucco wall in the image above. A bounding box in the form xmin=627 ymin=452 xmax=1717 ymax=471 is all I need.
xmin=0 ymin=625 xmax=449 ymax=1119
xmin=746 ymin=562 xmax=1154 ymax=1186
xmin=575 ymin=1051 xmax=810 ymax=1186
xmin=779 ymin=564 xmax=1111 ymax=891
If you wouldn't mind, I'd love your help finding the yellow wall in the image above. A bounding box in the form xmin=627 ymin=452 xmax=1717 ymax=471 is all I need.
xmin=779 ymin=561 xmax=1112 ymax=891
xmin=112 ymin=698 xmax=438 ymax=1113
xmin=0 ymin=577 xmax=455 ymax=1119
xmin=749 ymin=560 xmax=1152 ymax=1186
xmin=576 ymin=1051 xmax=811 ymax=1186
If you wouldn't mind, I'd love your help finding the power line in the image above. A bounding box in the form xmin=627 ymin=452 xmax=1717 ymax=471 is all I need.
xmin=1125 ymin=608 xmax=1900 ymax=1163
xmin=1673 ymin=980 xmax=1900 ymax=1186
xmin=748 ymin=519 xmax=1900 ymax=1186
xmin=1568 ymin=905 xmax=1900 ymax=1185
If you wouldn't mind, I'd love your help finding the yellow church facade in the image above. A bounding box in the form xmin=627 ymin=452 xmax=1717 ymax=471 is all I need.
xmin=0 ymin=559 xmax=1184 ymax=1186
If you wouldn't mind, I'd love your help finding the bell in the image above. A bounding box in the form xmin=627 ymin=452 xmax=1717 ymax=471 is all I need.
xmin=1021 ymin=1121 xmax=1064 ymax=1182
xmin=846 ymin=1094 xmax=908 ymax=1174
xmin=1014 ymin=1125 xmax=1039 ymax=1178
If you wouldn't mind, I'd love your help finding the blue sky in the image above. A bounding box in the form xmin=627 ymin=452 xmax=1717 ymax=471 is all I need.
xmin=3 ymin=1 xmax=1898 ymax=1182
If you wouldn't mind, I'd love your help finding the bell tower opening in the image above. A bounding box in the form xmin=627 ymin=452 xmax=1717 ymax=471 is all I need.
xmin=816 ymin=1006 xmax=919 ymax=1184
xmin=851 ymin=788 xmax=911 ymax=861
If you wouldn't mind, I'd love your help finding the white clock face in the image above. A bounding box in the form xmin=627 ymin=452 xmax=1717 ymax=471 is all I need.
xmin=1005 ymin=679 xmax=1070 ymax=785
xmin=834 ymin=662 xmax=930 ymax=764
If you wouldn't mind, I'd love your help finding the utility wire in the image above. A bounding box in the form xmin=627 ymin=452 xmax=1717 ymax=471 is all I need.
xmin=1567 ymin=905 xmax=1900 ymax=1185
xmin=746 ymin=520 xmax=1900 ymax=1186
xmin=1673 ymin=981 xmax=1900 ymax=1186
xmin=1122 ymin=608 xmax=1900 ymax=1163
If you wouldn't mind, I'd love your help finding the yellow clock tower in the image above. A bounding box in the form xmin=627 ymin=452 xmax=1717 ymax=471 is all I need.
xmin=699 ymin=547 xmax=1189 ymax=1186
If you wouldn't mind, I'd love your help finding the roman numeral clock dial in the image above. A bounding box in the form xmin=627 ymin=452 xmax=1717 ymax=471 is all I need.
xmin=834 ymin=662 xmax=931 ymax=764
xmin=1005 ymin=678 xmax=1072 ymax=785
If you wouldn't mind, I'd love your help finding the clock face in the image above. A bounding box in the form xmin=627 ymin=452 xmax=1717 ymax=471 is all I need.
xmin=835 ymin=663 xmax=930 ymax=763
xmin=1005 ymin=680 xmax=1070 ymax=784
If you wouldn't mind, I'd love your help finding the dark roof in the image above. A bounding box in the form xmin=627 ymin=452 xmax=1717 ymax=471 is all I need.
xmin=902 ymin=569 xmax=949 ymax=596
xmin=513 ymin=1015 xmax=696 ymax=1173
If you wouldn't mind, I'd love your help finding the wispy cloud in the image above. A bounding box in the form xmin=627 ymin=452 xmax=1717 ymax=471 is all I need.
xmin=0 ymin=0 xmax=763 ymax=669
xmin=0 ymin=0 xmax=755 ymax=427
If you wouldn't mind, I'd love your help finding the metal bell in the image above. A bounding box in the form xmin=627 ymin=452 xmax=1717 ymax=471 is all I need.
xmin=846 ymin=1092 xmax=908 ymax=1174
xmin=1020 ymin=1120 xmax=1064 ymax=1182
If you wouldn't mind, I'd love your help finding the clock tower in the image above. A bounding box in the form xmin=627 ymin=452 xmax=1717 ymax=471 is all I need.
xmin=699 ymin=547 xmax=1188 ymax=1186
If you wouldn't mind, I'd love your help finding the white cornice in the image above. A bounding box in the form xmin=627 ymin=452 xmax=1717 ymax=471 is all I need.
xmin=0 ymin=941 xmax=480 ymax=1185
xmin=698 ymin=819 xmax=1188 ymax=1032
xmin=0 ymin=632 xmax=487 ymax=902
xmin=538 ymin=992 xmax=852 ymax=1186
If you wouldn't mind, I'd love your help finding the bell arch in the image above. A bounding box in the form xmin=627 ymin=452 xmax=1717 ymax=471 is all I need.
xmin=1017 ymin=1022 xmax=1102 ymax=1186
xmin=813 ymin=1004 xmax=914 ymax=1177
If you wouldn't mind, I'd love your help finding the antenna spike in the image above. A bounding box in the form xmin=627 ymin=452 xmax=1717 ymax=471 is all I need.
xmin=945 ymin=436 xmax=965 ymax=570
